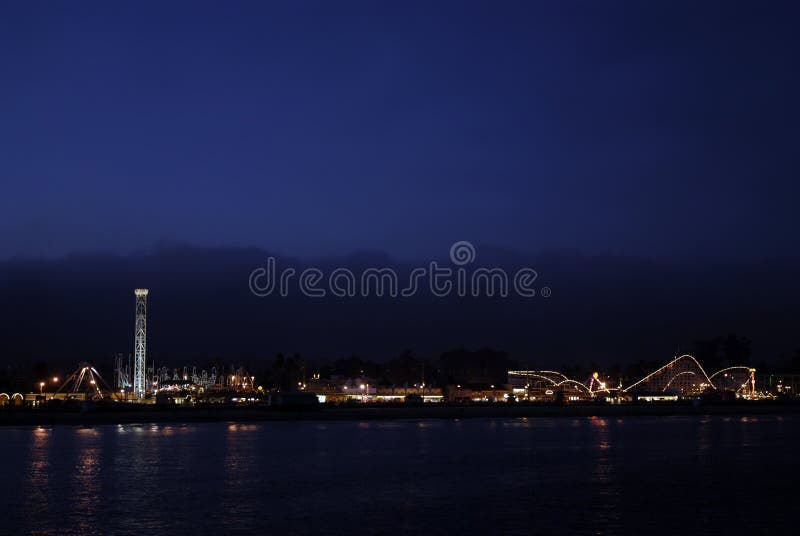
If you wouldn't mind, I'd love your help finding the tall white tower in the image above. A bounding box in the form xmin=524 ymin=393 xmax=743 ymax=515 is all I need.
xmin=133 ymin=289 xmax=149 ymax=399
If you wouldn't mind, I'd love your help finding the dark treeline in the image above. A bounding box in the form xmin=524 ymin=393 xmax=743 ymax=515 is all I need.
xmin=0 ymin=348 xmax=492 ymax=394
xmin=256 ymin=349 xmax=443 ymax=392
xmin=3 ymin=337 xmax=800 ymax=394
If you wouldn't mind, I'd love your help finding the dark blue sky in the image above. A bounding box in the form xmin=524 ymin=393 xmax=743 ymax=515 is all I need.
xmin=1 ymin=1 xmax=797 ymax=260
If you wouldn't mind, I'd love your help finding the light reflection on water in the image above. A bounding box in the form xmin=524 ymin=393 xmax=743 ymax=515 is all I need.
xmin=72 ymin=429 xmax=101 ymax=535
xmin=24 ymin=427 xmax=51 ymax=534
xmin=2 ymin=415 xmax=796 ymax=535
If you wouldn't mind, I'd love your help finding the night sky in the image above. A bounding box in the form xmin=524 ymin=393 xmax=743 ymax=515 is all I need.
xmin=2 ymin=1 xmax=798 ymax=260
xmin=1 ymin=2 xmax=799 ymax=366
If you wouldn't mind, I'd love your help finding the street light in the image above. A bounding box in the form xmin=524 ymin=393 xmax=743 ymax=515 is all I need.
xmin=39 ymin=381 xmax=45 ymax=394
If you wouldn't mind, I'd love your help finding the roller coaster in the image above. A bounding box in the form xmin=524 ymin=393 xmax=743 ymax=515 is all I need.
xmin=510 ymin=354 xmax=757 ymax=399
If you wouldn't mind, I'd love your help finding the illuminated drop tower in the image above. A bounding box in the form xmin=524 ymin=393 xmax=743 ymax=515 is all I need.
xmin=133 ymin=289 xmax=149 ymax=399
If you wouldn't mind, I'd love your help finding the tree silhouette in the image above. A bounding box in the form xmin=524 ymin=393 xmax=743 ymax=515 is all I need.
xmin=385 ymin=350 xmax=422 ymax=387
xmin=693 ymin=338 xmax=722 ymax=370
xmin=790 ymin=349 xmax=800 ymax=373
xmin=722 ymin=334 xmax=752 ymax=365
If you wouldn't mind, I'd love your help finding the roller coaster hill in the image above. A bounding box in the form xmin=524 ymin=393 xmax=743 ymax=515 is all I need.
xmin=508 ymin=355 xmax=760 ymax=403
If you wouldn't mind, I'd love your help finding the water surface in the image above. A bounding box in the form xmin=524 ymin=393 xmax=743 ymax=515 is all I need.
xmin=1 ymin=415 xmax=795 ymax=535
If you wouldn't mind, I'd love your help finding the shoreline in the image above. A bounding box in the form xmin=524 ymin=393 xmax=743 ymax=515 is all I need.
xmin=2 ymin=402 xmax=799 ymax=426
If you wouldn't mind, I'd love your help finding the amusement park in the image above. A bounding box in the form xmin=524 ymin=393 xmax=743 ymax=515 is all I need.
xmin=0 ymin=288 xmax=794 ymax=412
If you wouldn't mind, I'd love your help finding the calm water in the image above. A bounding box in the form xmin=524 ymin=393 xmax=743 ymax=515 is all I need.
xmin=1 ymin=415 xmax=796 ymax=535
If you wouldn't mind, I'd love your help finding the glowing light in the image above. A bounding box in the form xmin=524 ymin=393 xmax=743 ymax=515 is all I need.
xmin=623 ymin=355 xmax=714 ymax=393
xmin=510 ymin=357 xmax=757 ymax=398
